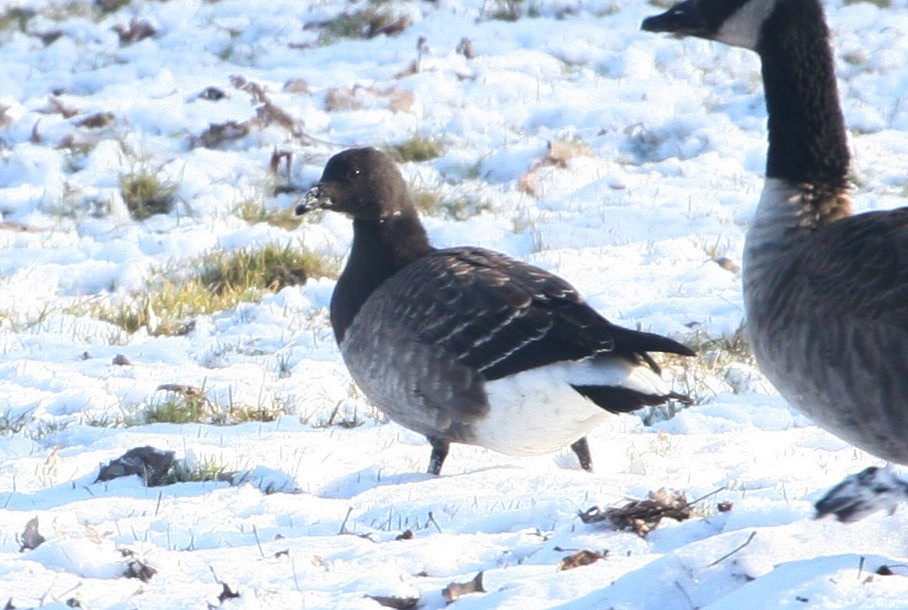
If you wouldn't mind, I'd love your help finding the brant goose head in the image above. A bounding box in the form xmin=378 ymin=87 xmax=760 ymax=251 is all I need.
xmin=645 ymin=0 xmax=908 ymax=519
xmin=299 ymin=147 xmax=694 ymax=475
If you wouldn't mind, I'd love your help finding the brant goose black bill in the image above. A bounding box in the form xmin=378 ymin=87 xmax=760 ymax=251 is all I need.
xmin=644 ymin=0 xmax=908 ymax=520
xmin=297 ymin=147 xmax=694 ymax=475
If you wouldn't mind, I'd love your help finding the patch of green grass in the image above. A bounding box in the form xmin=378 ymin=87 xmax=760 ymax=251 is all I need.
xmin=844 ymin=0 xmax=890 ymax=7
xmin=0 ymin=410 xmax=69 ymax=440
xmin=234 ymin=199 xmax=303 ymax=230
xmin=410 ymin=184 xmax=493 ymax=221
xmin=317 ymin=6 xmax=403 ymax=42
xmin=487 ymin=0 xmax=540 ymax=21
xmin=87 ymin=392 xmax=294 ymax=429
xmin=78 ymin=279 xmax=223 ymax=336
xmin=158 ymin=457 xmax=230 ymax=485
xmin=145 ymin=386 xmax=295 ymax=426
xmin=300 ymin=383 xmax=388 ymax=429
xmin=144 ymin=390 xmax=213 ymax=425
xmin=200 ymin=243 xmax=337 ymax=295
xmin=72 ymin=243 xmax=338 ymax=336
xmin=385 ymin=135 xmax=444 ymax=163
xmin=119 ymin=168 xmax=178 ymax=220
xmin=642 ymin=323 xmax=754 ymax=424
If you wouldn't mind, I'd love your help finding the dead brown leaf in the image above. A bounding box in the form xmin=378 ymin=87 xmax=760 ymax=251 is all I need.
xmin=372 ymin=15 xmax=409 ymax=37
xmin=75 ymin=112 xmax=116 ymax=129
xmin=114 ymin=18 xmax=157 ymax=45
xmin=120 ymin=548 xmax=157 ymax=582
xmin=456 ymin=37 xmax=476 ymax=59
xmin=18 ymin=517 xmax=45 ymax=552
xmin=714 ymin=256 xmax=741 ymax=273
xmin=442 ymin=571 xmax=484 ymax=603
xmin=216 ymin=582 xmax=240 ymax=603
xmin=191 ymin=120 xmax=251 ymax=149
xmin=157 ymin=383 xmax=205 ymax=398
xmin=580 ymin=488 xmax=692 ymax=537
xmin=283 ymin=78 xmax=310 ymax=94
xmin=557 ymin=549 xmax=606 ymax=571
xmin=324 ymin=85 xmax=413 ymax=114
xmin=270 ymin=150 xmax=293 ymax=175
xmin=44 ymin=96 xmax=77 ymax=118
xmin=546 ymin=139 xmax=594 ymax=167
xmin=256 ymin=101 xmax=300 ymax=135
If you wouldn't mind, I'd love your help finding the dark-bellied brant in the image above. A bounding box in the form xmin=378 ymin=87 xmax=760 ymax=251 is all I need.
xmin=643 ymin=0 xmax=908 ymax=520
xmin=297 ymin=147 xmax=694 ymax=475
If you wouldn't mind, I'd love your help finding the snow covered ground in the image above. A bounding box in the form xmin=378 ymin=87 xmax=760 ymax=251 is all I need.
xmin=0 ymin=0 xmax=907 ymax=607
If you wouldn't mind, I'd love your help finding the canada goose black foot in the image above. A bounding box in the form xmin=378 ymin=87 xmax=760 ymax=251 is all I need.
xmin=815 ymin=466 xmax=908 ymax=523
xmin=570 ymin=437 xmax=593 ymax=472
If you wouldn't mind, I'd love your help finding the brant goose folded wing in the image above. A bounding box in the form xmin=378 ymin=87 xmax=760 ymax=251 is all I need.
xmin=297 ymin=147 xmax=694 ymax=474
xmin=644 ymin=0 xmax=908 ymax=520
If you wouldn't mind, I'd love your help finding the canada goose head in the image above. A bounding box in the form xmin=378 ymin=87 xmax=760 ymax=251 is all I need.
xmin=642 ymin=0 xmax=781 ymax=51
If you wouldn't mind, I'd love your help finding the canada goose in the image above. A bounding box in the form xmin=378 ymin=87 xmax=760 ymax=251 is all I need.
xmin=643 ymin=0 xmax=908 ymax=520
xmin=297 ymin=147 xmax=694 ymax=475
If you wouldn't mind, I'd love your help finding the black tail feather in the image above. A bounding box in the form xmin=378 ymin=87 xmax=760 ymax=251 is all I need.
xmin=572 ymin=385 xmax=691 ymax=414
xmin=609 ymin=325 xmax=696 ymax=358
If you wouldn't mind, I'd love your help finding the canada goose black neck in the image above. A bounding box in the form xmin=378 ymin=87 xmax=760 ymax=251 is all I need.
xmin=645 ymin=0 xmax=908 ymax=505
xmin=642 ymin=0 xmax=853 ymax=225
xmin=757 ymin=0 xmax=850 ymax=206
xmin=331 ymin=212 xmax=432 ymax=342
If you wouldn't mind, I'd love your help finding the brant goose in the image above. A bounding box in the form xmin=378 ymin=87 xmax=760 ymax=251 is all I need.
xmin=643 ymin=0 xmax=908 ymax=520
xmin=297 ymin=147 xmax=694 ymax=474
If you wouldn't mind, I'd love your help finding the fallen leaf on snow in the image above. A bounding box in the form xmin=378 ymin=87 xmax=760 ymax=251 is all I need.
xmin=19 ymin=517 xmax=45 ymax=552
xmin=442 ymin=571 xmax=484 ymax=603
xmin=557 ymin=549 xmax=607 ymax=571
xmin=580 ymin=488 xmax=692 ymax=537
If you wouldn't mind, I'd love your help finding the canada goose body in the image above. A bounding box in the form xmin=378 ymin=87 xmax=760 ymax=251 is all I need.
xmin=643 ymin=0 xmax=908 ymax=467
xmin=298 ymin=147 xmax=694 ymax=474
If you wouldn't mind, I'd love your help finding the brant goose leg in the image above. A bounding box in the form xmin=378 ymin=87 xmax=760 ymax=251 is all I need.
xmin=298 ymin=147 xmax=694 ymax=474
xmin=570 ymin=437 xmax=593 ymax=473
xmin=644 ymin=0 xmax=908 ymax=519
xmin=427 ymin=436 xmax=450 ymax=476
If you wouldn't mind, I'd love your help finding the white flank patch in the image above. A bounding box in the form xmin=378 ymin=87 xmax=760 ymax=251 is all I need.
xmin=474 ymin=359 xmax=669 ymax=456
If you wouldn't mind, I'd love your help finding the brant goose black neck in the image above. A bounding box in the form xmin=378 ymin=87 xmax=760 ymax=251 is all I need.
xmin=330 ymin=211 xmax=433 ymax=343
xmin=757 ymin=0 xmax=849 ymax=191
